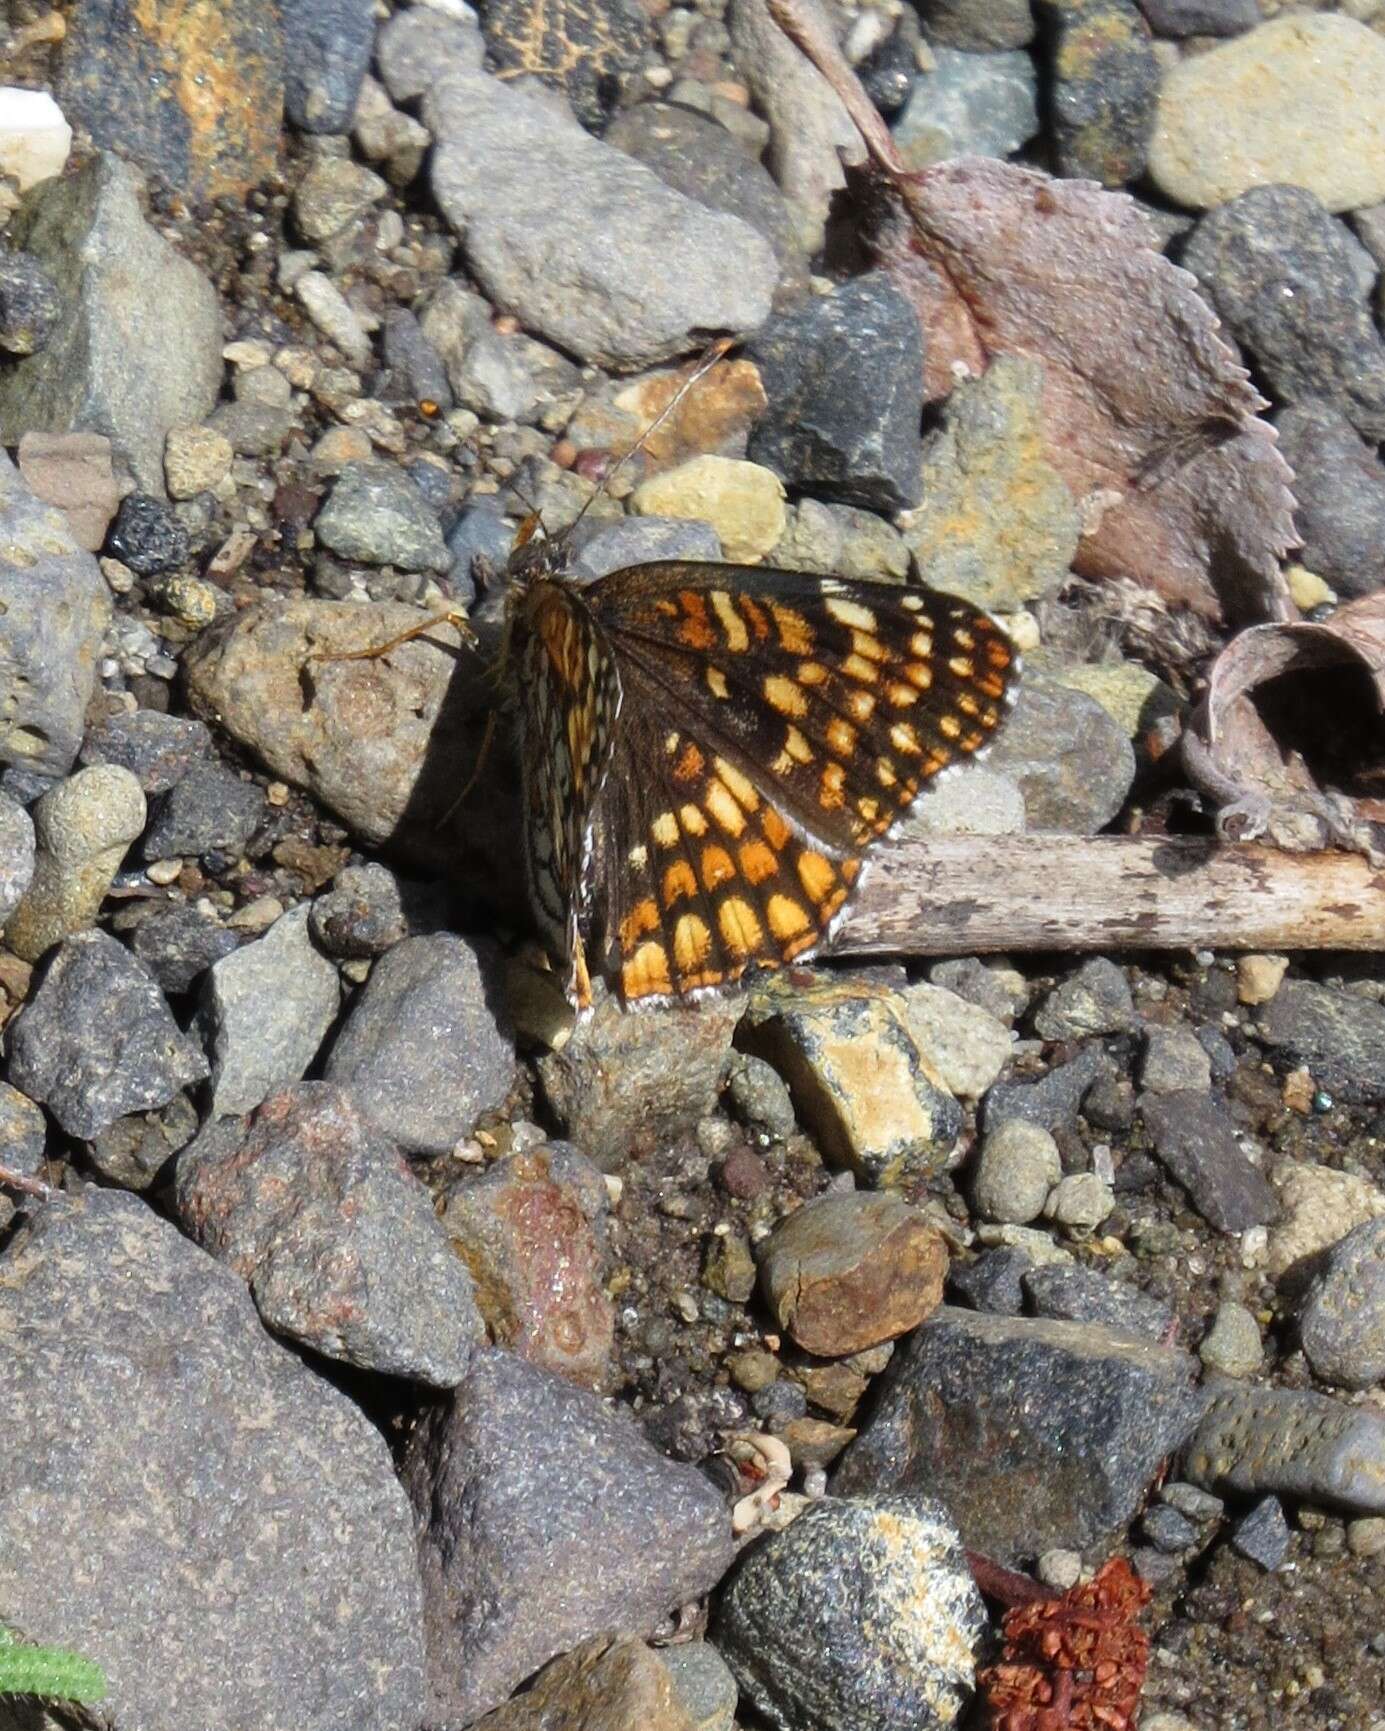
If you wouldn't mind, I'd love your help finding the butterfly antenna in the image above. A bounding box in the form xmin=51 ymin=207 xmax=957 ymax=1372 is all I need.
xmin=567 ymin=336 xmax=735 ymax=539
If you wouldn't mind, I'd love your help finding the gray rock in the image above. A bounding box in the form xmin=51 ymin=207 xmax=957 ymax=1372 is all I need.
xmin=0 ymin=793 xmax=36 ymax=926
xmin=0 ymin=451 xmax=111 ymax=774
xmin=1048 ymin=0 xmax=1159 ymax=186
xmin=604 ymin=101 xmax=808 ymax=301
xmin=1299 ymin=1218 xmax=1385 ymax=1390
xmin=985 ymin=675 xmax=1135 ymax=832
xmin=1273 ymin=401 xmax=1385 ymax=598
xmin=445 ymin=496 xmax=514 ymax=597
xmin=900 ymin=980 xmax=1012 ymax=1100
xmin=833 ymin=1307 xmax=1205 ymax=1561
xmin=747 ymin=272 xmax=924 ymax=514
xmin=208 ymin=396 xmax=295 ymax=457
xmin=1137 ymin=0 xmax=1259 ymax=35
xmin=0 ymin=245 xmax=61 ymax=354
xmin=199 ymin=905 xmax=340 ymax=1117
xmin=1140 ymin=1024 xmax=1214 ymax=1094
xmin=1139 ymin=1091 xmax=1280 ymax=1233
xmin=283 ymin=0 xmax=376 ymax=133
xmin=86 ymin=1092 xmax=199 ymax=1191
xmin=1233 ymin=1495 xmax=1291 ymax=1569
xmin=1023 ymin=1263 xmax=1174 ymax=1340
xmin=983 ymin=1045 xmax=1111 ymax=1133
xmin=381 ymin=306 xmax=453 ymax=412
xmin=1045 ymin=1169 xmax=1115 ymax=1231
xmin=79 ymin=708 xmax=215 ymax=793
xmin=293 ymin=154 xmax=387 ymax=241
xmin=949 ymin=1245 xmax=1031 ymax=1314
xmin=174 ymin=1082 xmax=483 ymax=1386
xmin=1142 ymin=1503 xmax=1199 ymax=1551
xmin=8 ymin=929 xmax=207 ymax=1138
xmin=929 ymin=955 xmax=1030 ymax=1024
xmin=1256 ymin=980 xmax=1385 ymax=1102
xmin=315 ymin=462 xmax=451 ymax=572
xmin=660 ymin=1642 xmax=739 ymax=1731
xmin=725 ymin=1051 xmax=798 ymax=1139
xmin=143 ymin=763 xmax=267 ymax=860
xmin=0 ymin=1079 xmax=47 ymax=1180
xmin=0 ymin=153 xmax=223 ymax=491
xmin=401 ymin=1347 xmax=734 ymax=1726
xmin=715 ymin=1494 xmax=985 ymax=1731
xmin=0 ymin=1188 xmax=424 ymax=1730
xmin=1199 ymin=1298 xmax=1264 ymax=1377
xmin=1183 ymin=1380 xmax=1385 ymax=1514
xmin=570 ymin=515 xmax=722 ymax=580
xmin=1181 ymin=186 xmax=1385 ymax=441
xmin=893 ymin=47 xmax=1039 ymax=168
xmin=309 ymin=861 xmax=414 ymax=958
xmin=376 ymin=4 xmax=484 ymax=103
xmin=971 ymin=1119 xmax=1062 ymax=1224
xmin=914 ymin=0 xmax=1035 ymax=49
xmin=325 ymin=932 xmax=514 ymax=1154
xmin=1033 ymin=957 xmax=1137 ymax=1039
xmin=425 ymin=71 xmax=776 ymax=369
xmin=117 ymin=900 xmax=241 ymax=995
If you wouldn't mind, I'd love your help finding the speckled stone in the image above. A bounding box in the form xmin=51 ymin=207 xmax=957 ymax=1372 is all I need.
xmin=971 ymin=1120 xmax=1062 ymax=1225
xmin=715 ymin=1493 xmax=985 ymax=1731
xmin=471 ymin=1635 xmax=700 ymax=1731
xmin=1257 ymin=981 xmax=1385 ymax=1103
xmin=1298 ymin=1218 xmax=1385 ymax=1390
xmin=1033 ymin=957 xmax=1137 ymax=1039
xmin=1183 ymin=1381 xmax=1385 ymax=1514
xmin=1047 ymin=0 xmax=1159 ymax=187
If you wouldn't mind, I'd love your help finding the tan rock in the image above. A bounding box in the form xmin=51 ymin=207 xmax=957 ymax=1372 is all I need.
xmin=471 ymin=1635 xmax=695 ymax=1731
xmin=1236 ymin=953 xmax=1288 ymax=1007
xmin=1267 ymin=1161 xmax=1385 ymax=1278
xmin=6 ymin=765 xmax=146 ymax=962
xmin=631 ymin=454 xmax=785 ymax=563
xmin=16 ymin=431 xmax=119 ymax=550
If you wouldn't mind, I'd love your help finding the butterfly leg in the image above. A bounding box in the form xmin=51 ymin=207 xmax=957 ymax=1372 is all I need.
xmin=308 ymin=608 xmax=478 ymax=665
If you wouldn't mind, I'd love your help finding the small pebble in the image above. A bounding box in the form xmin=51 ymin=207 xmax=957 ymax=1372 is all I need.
xmin=1199 ymin=1300 xmax=1264 ymax=1378
xmin=1033 ymin=957 xmax=1137 ymax=1039
xmin=1035 ymin=1549 xmax=1083 ymax=1592
xmin=631 ymin=456 xmax=785 ymax=565
xmin=1348 ymin=1517 xmax=1385 ymax=1559
xmin=971 ymin=1120 xmax=1062 ymax=1225
xmin=1044 ymin=1171 xmax=1114 ymax=1233
xmin=106 ymin=492 xmax=189 ymax=576
xmin=1232 ymin=1496 xmax=1291 ymax=1571
xmin=1299 ymin=1218 xmax=1385 ymax=1390
xmin=1142 ymin=1504 xmax=1198 ymax=1553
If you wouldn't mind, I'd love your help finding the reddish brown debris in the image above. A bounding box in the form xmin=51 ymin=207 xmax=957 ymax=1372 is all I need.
xmin=977 ymin=1557 xmax=1153 ymax=1731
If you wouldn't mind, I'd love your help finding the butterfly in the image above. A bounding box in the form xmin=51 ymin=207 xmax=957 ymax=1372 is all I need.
xmin=505 ymin=517 xmax=1020 ymax=1013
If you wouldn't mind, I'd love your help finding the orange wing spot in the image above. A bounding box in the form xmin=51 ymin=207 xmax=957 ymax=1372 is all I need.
xmin=700 ymin=844 xmax=736 ymax=890
xmin=740 ymin=594 xmax=771 ymax=640
xmin=905 ymin=662 xmax=934 ymax=689
xmin=706 ymin=665 xmax=729 ymax=700
xmin=738 ymin=840 xmax=778 ymax=885
xmin=676 ymin=592 xmax=716 ymax=651
xmin=961 ymin=728 xmax=987 ymax=751
xmin=948 ymin=655 xmax=975 ymax=679
xmin=673 ymin=913 xmax=712 ymax=975
xmin=923 ymin=749 xmax=952 ymax=776
xmin=764 ymin=674 xmax=807 ymax=717
xmin=673 ymin=740 xmax=706 ymax=783
xmin=890 ymin=722 xmax=922 ymax=755
xmin=651 ymin=811 xmax=680 ymax=848
xmin=797 ymin=660 xmax=829 ymax=686
xmin=840 ymin=858 xmax=861 ymax=883
xmin=847 ymin=688 xmax=877 ymax=722
xmin=819 ymin=762 xmax=846 ymax=809
xmin=842 ymin=654 xmax=878 ymax=684
xmin=876 ymin=758 xmax=898 ymax=788
xmin=762 ymin=807 xmax=792 ymax=851
xmin=705 ymin=779 xmax=746 ymax=835
xmin=977 ymin=673 xmax=1008 ymax=700
xmin=910 ymin=631 xmax=935 ymax=658
xmin=956 ymin=693 xmax=981 ymax=718
xmin=885 ymin=681 xmax=918 ymax=708
xmin=797 ymin=849 xmax=838 ymax=906
xmin=662 ymin=859 xmax=698 ymax=906
xmin=857 ymin=795 xmax=881 ymax=825
xmin=770 ymin=602 xmax=813 ymax=653
xmin=851 ymin=630 xmax=887 ymax=663
xmin=718 ymin=895 xmax=763 ymax=958
xmin=825 ymin=596 xmax=877 ymax=630
xmin=767 ymin=892 xmax=812 ymax=943
xmin=985 ymin=637 xmax=1013 ymax=667
xmin=939 ymin=713 xmax=963 ymax=741
xmin=618 ymin=898 xmax=662 ymax=949
xmin=714 ymin=758 xmax=761 ymax=811
xmin=771 ymin=725 xmax=813 ymax=775
xmin=826 ymin=717 xmax=857 ymax=756
xmin=680 ymin=802 xmax=709 ymax=836
xmin=623 ymin=940 xmax=673 ymax=1001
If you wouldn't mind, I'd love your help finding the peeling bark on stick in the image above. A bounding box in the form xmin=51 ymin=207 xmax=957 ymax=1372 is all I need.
xmin=830 ymin=836 xmax=1385 ymax=955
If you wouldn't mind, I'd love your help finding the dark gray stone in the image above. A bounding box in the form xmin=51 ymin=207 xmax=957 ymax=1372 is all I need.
xmin=752 ymin=1379 xmax=809 ymax=1424
xmin=401 ymin=1347 xmax=735 ymax=1726
xmin=832 ymin=1306 xmax=1206 ymax=1561
xmin=1033 ymin=957 xmax=1137 ymax=1039
xmin=1136 ymin=0 xmax=1260 ymax=35
xmin=7 ymin=930 xmax=208 ymax=1138
xmin=1257 ymin=981 xmax=1385 ymax=1103
xmin=0 ymin=451 xmax=111 ymax=775
xmin=1299 ymin=1217 xmax=1385 ymax=1390
xmin=915 ymin=0 xmax=1035 ymax=48
xmin=929 ymin=955 xmax=1029 ymax=1024
xmin=1140 ymin=1024 xmax=1213 ymax=1094
xmin=1160 ymin=1480 xmax=1225 ymax=1522
xmin=1084 ymin=1071 xmax=1138 ymax=1131
xmin=859 ymin=20 xmax=921 ymax=115
xmin=325 ymin=932 xmax=514 ymax=1154
xmin=748 ymin=272 xmax=925 ymax=513
xmin=983 ymin=1046 xmax=1111 ymax=1134
xmin=381 ymin=306 xmax=453 ymax=412
xmin=1183 ymin=1381 xmax=1385 ymax=1514
xmin=1023 ymin=1263 xmax=1174 ymax=1340
xmin=714 ymin=1494 xmax=985 ymax=1731
xmin=1181 ymin=186 xmax=1385 ymax=440
xmin=948 ymin=1245 xmax=1031 ymax=1314
xmin=1142 ymin=1503 xmax=1199 ymax=1552
xmin=0 ymin=1080 xmax=47 ymax=1179
xmin=315 ymin=462 xmax=452 ymax=573
xmin=143 ymin=763 xmax=267 ymax=860
xmin=1138 ymin=1090 xmax=1280 ymax=1233
xmin=86 ymin=1092 xmax=199 ymax=1190
xmin=283 ymin=0 xmax=375 ymax=133
xmin=309 ymin=861 xmax=413 ymax=958
xmin=80 ymin=708 xmax=215 ymax=794
xmin=570 ymin=514 xmax=722 ymax=580
xmin=174 ymin=1082 xmax=483 ymax=1386
xmin=0 ymin=153 xmax=223 ymax=492
xmin=985 ymin=675 xmax=1135 ymax=832
xmin=1273 ymin=402 xmax=1385 ymax=598
xmin=0 ymin=246 xmax=61 ymax=355
xmin=118 ymin=900 xmax=240 ymax=994
xmin=605 ymin=101 xmax=808 ymax=300
xmin=1232 ymin=1496 xmax=1292 ymax=1570
xmin=893 ymin=46 xmax=1040 ymax=168
xmin=207 ymin=397 xmax=295 ymax=457
xmin=0 ymin=1189 xmax=425 ymax=1730
xmin=107 ymin=490 xmax=189 ymax=574
xmin=198 ymin=905 xmax=341 ymax=1117
xmin=446 ymin=496 xmax=514 ymax=599
xmin=1047 ymin=0 xmax=1160 ymax=187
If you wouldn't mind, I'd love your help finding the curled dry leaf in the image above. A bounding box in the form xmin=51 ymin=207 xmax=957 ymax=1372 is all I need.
xmin=723 ymin=1430 xmax=794 ymax=1536
xmin=766 ymin=0 xmax=1296 ymax=627
xmin=1183 ymin=591 xmax=1385 ymax=858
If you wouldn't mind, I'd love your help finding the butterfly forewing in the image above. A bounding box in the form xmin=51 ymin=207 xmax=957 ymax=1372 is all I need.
xmin=522 ymin=560 xmax=1019 ymax=1005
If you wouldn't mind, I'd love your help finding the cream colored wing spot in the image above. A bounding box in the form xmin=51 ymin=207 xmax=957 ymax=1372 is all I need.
xmin=710 ymin=590 xmax=750 ymax=653
xmin=825 ymin=596 xmax=877 ymax=630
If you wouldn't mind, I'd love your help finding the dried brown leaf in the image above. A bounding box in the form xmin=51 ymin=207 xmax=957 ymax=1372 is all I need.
xmin=767 ymin=0 xmax=1297 ymax=627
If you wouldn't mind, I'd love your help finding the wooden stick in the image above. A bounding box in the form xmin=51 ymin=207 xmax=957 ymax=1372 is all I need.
xmin=829 ymin=835 xmax=1385 ymax=955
